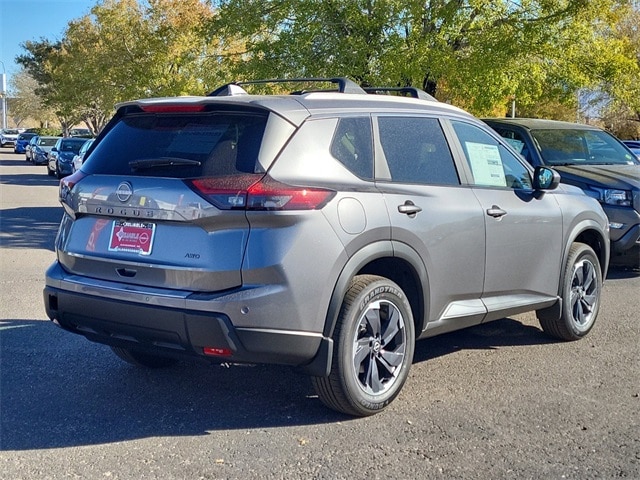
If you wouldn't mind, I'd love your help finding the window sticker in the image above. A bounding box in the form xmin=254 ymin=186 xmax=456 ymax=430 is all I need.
xmin=167 ymin=124 xmax=229 ymax=154
xmin=466 ymin=142 xmax=506 ymax=187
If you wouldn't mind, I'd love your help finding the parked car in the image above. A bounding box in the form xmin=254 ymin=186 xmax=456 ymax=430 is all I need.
xmin=484 ymin=118 xmax=640 ymax=268
xmin=31 ymin=136 xmax=61 ymax=166
xmin=25 ymin=135 xmax=39 ymax=162
xmin=71 ymin=138 xmax=95 ymax=173
xmin=622 ymin=140 xmax=640 ymax=159
xmin=45 ymin=78 xmax=610 ymax=416
xmin=48 ymin=137 xmax=90 ymax=178
xmin=69 ymin=128 xmax=93 ymax=138
xmin=15 ymin=132 xmax=37 ymax=154
xmin=0 ymin=128 xmax=20 ymax=147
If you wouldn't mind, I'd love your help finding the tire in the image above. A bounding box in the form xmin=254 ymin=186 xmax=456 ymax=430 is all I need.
xmin=538 ymin=242 xmax=602 ymax=341
xmin=110 ymin=346 xmax=178 ymax=368
xmin=47 ymin=164 xmax=55 ymax=176
xmin=312 ymin=275 xmax=415 ymax=416
xmin=56 ymin=162 xmax=63 ymax=179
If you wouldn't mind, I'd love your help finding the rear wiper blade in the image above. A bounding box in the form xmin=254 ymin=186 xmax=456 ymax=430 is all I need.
xmin=129 ymin=157 xmax=202 ymax=170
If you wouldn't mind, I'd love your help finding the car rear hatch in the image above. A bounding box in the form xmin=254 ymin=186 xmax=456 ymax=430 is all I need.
xmin=56 ymin=101 xmax=297 ymax=292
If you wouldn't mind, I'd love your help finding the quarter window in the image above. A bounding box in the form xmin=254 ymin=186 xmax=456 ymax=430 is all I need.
xmin=378 ymin=117 xmax=459 ymax=185
xmin=330 ymin=117 xmax=374 ymax=180
xmin=452 ymin=121 xmax=532 ymax=189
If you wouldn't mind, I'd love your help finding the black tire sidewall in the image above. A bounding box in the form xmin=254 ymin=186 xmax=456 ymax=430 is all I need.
xmin=560 ymin=244 xmax=601 ymax=338
xmin=336 ymin=276 xmax=415 ymax=414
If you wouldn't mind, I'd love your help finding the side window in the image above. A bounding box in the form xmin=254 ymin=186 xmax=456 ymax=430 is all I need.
xmin=378 ymin=117 xmax=459 ymax=185
xmin=330 ymin=117 xmax=374 ymax=180
xmin=452 ymin=121 xmax=532 ymax=189
xmin=493 ymin=128 xmax=533 ymax=164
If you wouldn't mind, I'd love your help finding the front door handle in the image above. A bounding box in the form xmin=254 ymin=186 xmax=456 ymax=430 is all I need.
xmin=486 ymin=205 xmax=507 ymax=218
xmin=398 ymin=201 xmax=422 ymax=217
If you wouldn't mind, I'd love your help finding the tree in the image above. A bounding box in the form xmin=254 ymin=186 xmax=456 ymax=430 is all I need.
xmin=212 ymin=0 xmax=635 ymax=116
xmin=15 ymin=0 xmax=228 ymax=133
xmin=9 ymin=70 xmax=56 ymax=128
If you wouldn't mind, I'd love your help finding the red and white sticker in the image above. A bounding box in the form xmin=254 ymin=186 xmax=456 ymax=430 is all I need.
xmin=108 ymin=221 xmax=155 ymax=255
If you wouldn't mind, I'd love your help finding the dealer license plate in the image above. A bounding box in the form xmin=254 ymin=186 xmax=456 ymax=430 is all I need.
xmin=108 ymin=221 xmax=155 ymax=255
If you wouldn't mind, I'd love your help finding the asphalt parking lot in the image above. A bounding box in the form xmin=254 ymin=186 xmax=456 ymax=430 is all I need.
xmin=1 ymin=148 xmax=639 ymax=479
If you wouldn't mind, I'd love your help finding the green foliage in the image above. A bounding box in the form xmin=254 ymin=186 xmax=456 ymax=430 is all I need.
xmin=212 ymin=0 xmax=637 ymax=117
xmin=12 ymin=0 xmax=640 ymax=127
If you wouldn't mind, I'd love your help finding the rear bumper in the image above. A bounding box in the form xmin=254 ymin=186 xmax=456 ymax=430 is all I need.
xmin=44 ymin=262 xmax=323 ymax=366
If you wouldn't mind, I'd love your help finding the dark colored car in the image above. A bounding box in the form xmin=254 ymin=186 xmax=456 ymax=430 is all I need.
xmin=623 ymin=140 xmax=640 ymax=159
xmin=48 ymin=137 xmax=89 ymax=178
xmin=31 ymin=136 xmax=61 ymax=166
xmin=44 ymin=78 xmax=609 ymax=416
xmin=15 ymin=132 xmax=37 ymax=154
xmin=484 ymin=118 xmax=640 ymax=268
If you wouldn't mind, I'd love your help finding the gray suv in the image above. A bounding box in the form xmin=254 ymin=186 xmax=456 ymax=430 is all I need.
xmin=45 ymin=78 xmax=610 ymax=416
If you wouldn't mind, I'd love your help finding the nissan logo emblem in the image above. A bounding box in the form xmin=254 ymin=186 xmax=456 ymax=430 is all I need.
xmin=116 ymin=182 xmax=133 ymax=202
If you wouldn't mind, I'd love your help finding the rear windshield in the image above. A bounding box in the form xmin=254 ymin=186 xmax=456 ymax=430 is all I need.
xmin=39 ymin=137 xmax=59 ymax=146
xmin=83 ymin=111 xmax=269 ymax=178
xmin=60 ymin=139 xmax=87 ymax=154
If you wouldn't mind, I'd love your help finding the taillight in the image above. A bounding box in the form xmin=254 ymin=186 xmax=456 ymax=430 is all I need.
xmin=188 ymin=175 xmax=336 ymax=211
xmin=59 ymin=170 xmax=87 ymax=201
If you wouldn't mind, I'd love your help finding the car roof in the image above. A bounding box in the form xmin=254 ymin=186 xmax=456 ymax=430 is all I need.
xmin=117 ymin=92 xmax=475 ymax=127
xmin=483 ymin=117 xmax=602 ymax=131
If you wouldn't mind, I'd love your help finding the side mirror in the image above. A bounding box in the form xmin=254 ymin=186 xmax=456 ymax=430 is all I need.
xmin=533 ymin=166 xmax=560 ymax=190
xmin=52 ymin=147 xmax=58 ymax=152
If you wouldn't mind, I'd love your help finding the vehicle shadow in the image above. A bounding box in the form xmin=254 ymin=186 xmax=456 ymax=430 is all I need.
xmin=0 ymin=172 xmax=59 ymax=187
xmin=0 ymin=156 xmax=28 ymax=167
xmin=0 ymin=317 xmax=553 ymax=451
xmin=0 ymin=207 xmax=62 ymax=250
xmin=607 ymin=265 xmax=640 ymax=279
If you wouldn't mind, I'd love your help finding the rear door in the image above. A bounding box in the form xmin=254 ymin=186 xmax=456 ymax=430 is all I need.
xmin=374 ymin=115 xmax=487 ymax=331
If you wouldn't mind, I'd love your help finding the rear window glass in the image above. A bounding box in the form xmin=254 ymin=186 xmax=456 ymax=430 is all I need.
xmin=39 ymin=137 xmax=59 ymax=146
xmin=60 ymin=139 xmax=87 ymax=154
xmin=83 ymin=112 xmax=269 ymax=178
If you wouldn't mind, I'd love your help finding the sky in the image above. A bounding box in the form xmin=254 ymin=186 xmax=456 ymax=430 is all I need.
xmin=0 ymin=0 xmax=96 ymax=85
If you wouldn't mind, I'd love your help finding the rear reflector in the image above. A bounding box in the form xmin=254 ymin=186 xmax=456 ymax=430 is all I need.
xmin=203 ymin=347 xmax=233 ymax=357
xmin=188 ymin=175 xmax=335 ymax=211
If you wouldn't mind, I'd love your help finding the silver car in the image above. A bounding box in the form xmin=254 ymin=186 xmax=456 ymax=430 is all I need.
xmin=44 ymin=78 xmax=610 ymax=416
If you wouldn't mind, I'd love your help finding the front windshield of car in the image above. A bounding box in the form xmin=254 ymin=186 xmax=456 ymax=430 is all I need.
xmin=531 ymin=128 xmax=639 ymax=166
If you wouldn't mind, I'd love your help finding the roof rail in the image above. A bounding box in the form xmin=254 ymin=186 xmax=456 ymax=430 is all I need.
xmin=363 ymin=87 xmax=437 ymax=102
xmin=208 ymin=77 xmax=367 ymax=96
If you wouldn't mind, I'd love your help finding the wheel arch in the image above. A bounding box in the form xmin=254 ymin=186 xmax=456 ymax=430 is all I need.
xmin=537 ymin=220 xmax=609 ymax=323
xmin=298 ymin=240 xmax=428 ymax=377
xmin=566 ymin=222 xmax=609 ymax=285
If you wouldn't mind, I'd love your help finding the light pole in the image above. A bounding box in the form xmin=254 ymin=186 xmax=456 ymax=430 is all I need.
xmin=0 ymin=61 xmax=7 ymax=130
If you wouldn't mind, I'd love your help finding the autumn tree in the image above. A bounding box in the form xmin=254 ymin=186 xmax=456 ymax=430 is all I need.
xmin=212 ymin=0 xmax=636 ymax=116
xmin=16 ymin=0 xmax=229 ymax=133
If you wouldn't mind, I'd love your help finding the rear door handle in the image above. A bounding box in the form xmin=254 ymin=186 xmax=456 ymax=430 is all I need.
xmin=486 ymin=205 xmax=507 ymax=218
xmin=398 ymin=201 xmax=422 ymax=217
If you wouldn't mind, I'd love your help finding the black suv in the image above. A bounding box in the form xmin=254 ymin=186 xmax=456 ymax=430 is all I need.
xmin=484 ymin=118 xmax=640 ymax=268
xmin=45 ymin=79 xmax=609 ymax=416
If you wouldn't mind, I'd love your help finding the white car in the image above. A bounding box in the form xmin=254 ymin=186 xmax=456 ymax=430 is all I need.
xmin=0 ymin=128 xmax=20 ymax=147
xmin=71 ymin=138 xmax=95 ymax=172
